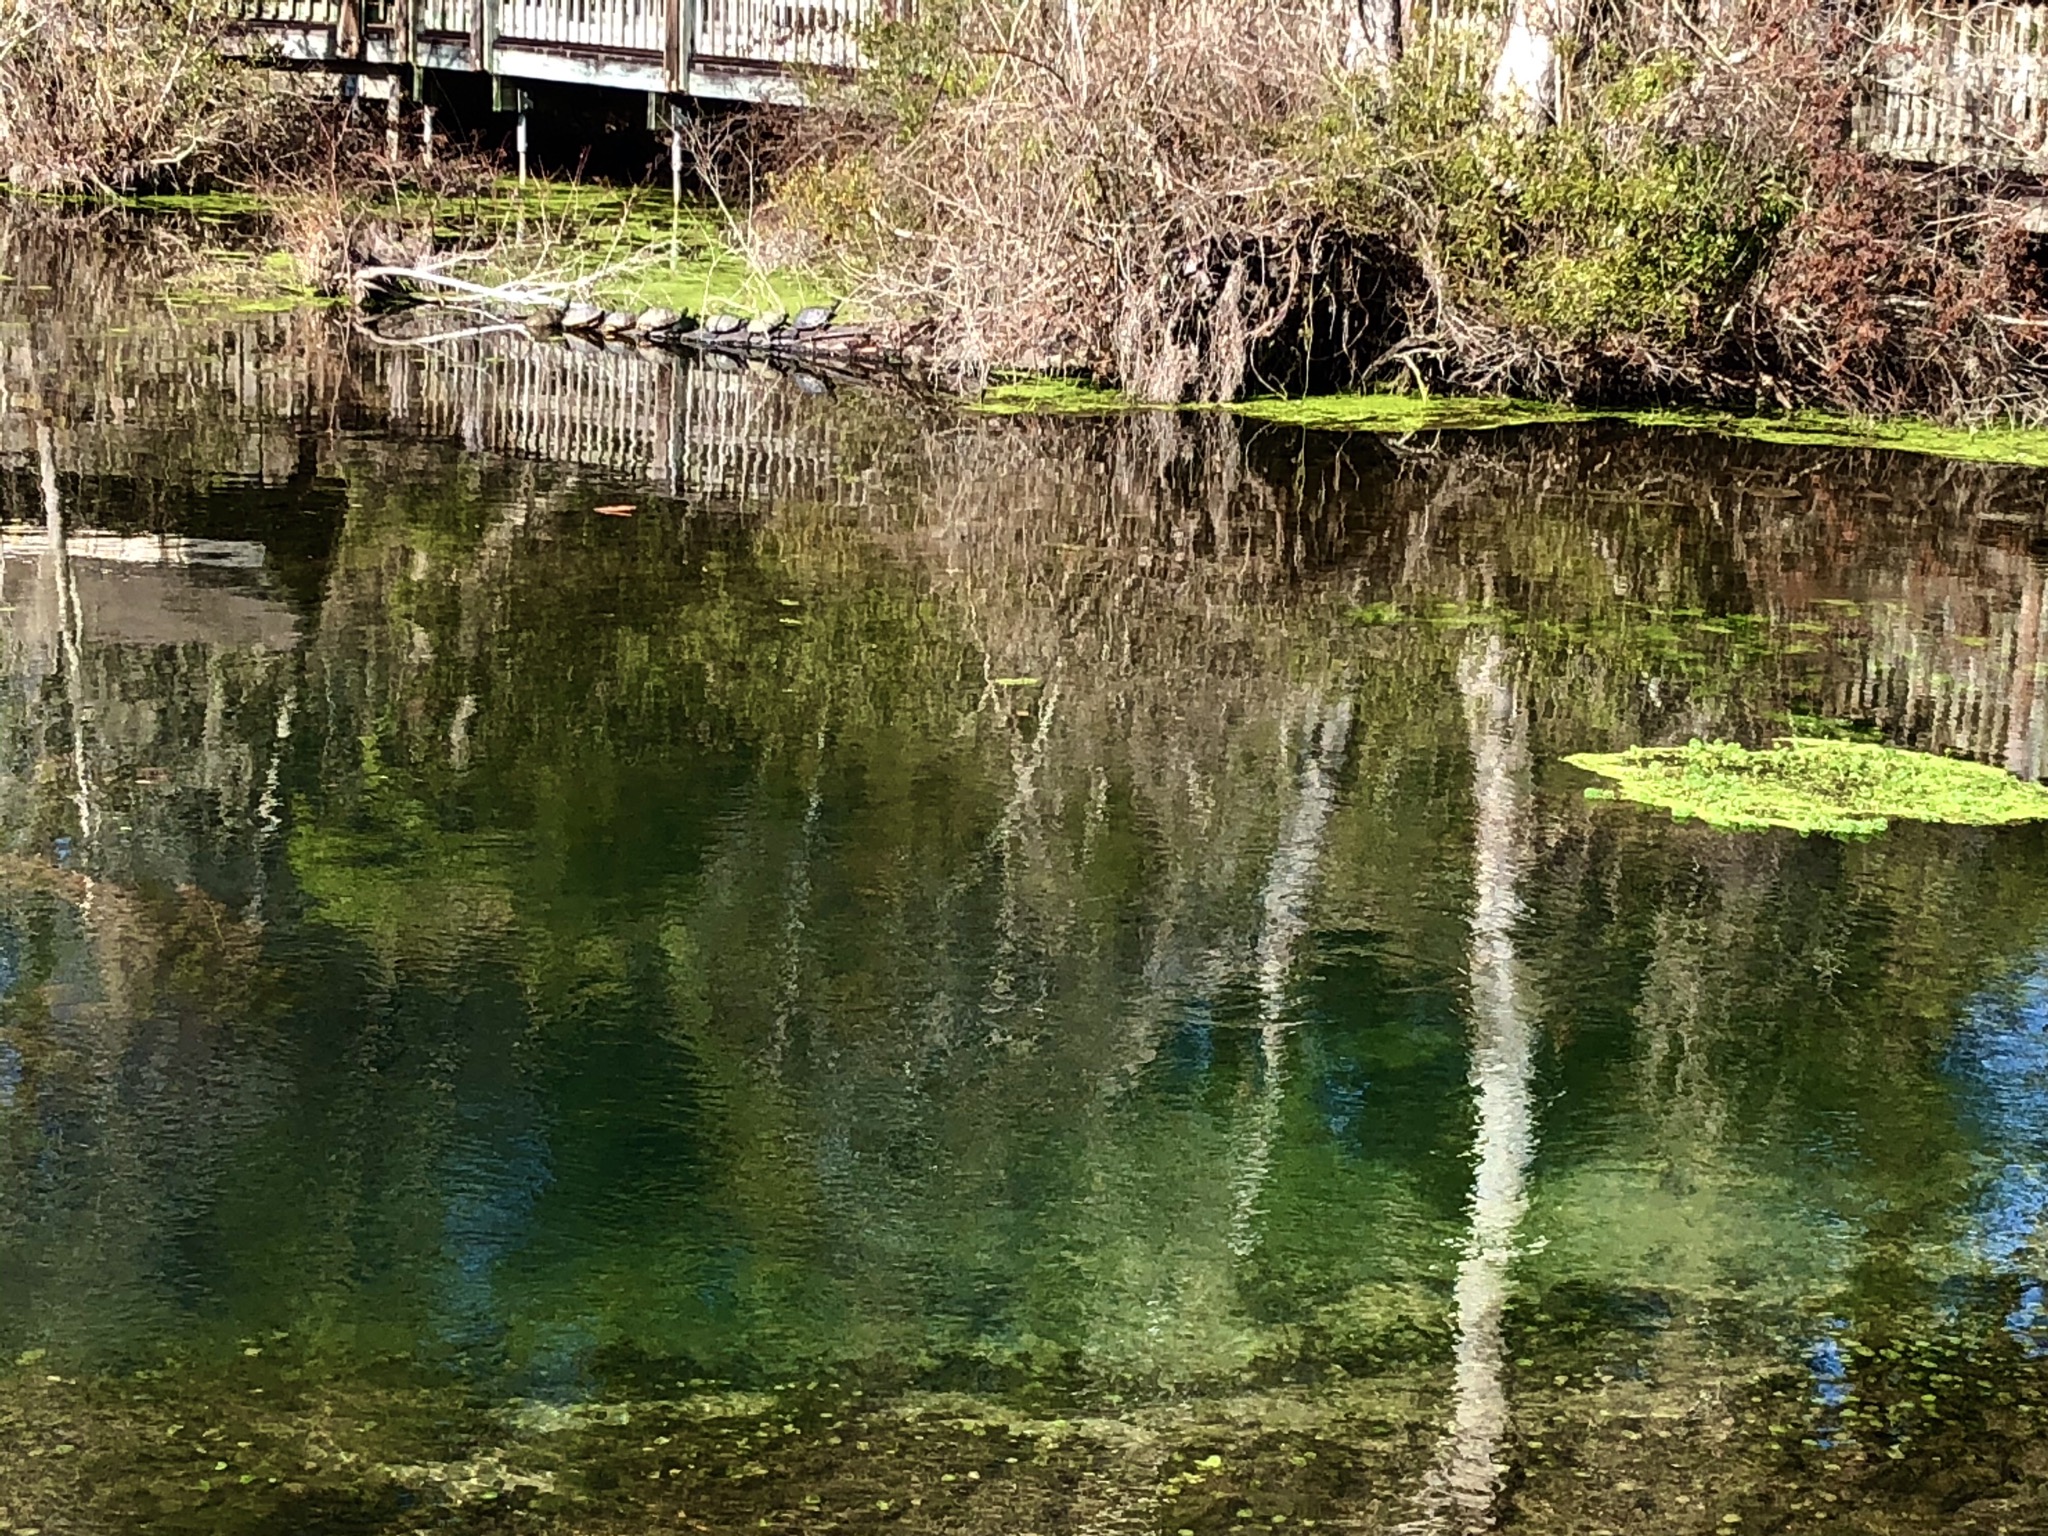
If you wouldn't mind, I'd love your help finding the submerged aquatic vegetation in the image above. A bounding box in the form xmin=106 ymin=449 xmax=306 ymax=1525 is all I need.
xmin=1566 ymin=738 xmax=2048 ymax=836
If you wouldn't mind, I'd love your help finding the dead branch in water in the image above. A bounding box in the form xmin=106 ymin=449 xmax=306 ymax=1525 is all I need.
xmin=349 ymin=264 xmax=571 ymax=313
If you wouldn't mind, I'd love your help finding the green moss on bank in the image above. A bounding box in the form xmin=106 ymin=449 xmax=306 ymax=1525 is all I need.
xmin=970 ymin=378 xmax=1149 ymax=414
xmin=1234 ymin=393 xmax=1581 ymax=432
xmin=1566 ymin=737 xmax=2048 ymax=836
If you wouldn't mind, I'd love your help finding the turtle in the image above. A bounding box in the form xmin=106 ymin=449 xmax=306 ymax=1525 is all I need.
xmin=747 ymin=310 xmax=788 ymax=337
xmin=701 ymin=313 xmax=745 ymax=336
xmin=791 ymin=303 xmax=837 ymax=333
xmin=634 ymin=307 xmax=683 ymax=336
xmin=600 ymin=310 xmax=636 ymax=335
xmin=561 ymin=302 xmax=605 ymax=332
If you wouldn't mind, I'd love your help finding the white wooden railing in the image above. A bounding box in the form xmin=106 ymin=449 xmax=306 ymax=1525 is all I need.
xmin=232 ymin=0 xmax=877 ymax=82
xmin=498 ymin=0 xmax=666 ymax=53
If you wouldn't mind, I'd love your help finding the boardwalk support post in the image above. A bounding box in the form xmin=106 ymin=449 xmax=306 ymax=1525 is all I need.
xmin=479 ymin=0 xmax=501 ymax=75
xmin=494 ymin=78 xmax=531 ymax=185
xmin=649 ymin=92 xmax=685 ymax=208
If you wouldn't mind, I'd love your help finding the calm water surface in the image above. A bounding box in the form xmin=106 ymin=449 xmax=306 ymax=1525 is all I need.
xmin=3 ymin=226 xmax=2048 ymax=1534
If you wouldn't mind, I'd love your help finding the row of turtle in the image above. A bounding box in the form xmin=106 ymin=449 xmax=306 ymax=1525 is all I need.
xmin=537 ymin=301 xmax=841 ymax=346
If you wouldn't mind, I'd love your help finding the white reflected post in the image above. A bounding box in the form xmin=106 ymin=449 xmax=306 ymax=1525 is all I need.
xmin=1411 ymin=632 xmax=1537 ymax=1532
xmin=37 ymin=422 xmax=94 ymax=860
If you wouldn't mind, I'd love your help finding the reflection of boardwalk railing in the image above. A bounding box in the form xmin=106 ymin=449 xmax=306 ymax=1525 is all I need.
xmin=2 ymin=302 xmax=848 ymax=503
xmin=379 ymin=334 xmax=845 ymax=500
xmin=1812 ymin=562 xmax=2048 ymax=779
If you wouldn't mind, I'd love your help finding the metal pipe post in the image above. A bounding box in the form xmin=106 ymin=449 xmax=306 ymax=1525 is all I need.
xmin=670 ymin=106 xmax=683 ymax=208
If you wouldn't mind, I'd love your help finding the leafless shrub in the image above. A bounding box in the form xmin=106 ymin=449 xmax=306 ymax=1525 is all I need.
xmin=761 ymin=0 xmax=1393 ymax=401
xmin=0 ymin=0 xmax=332 ymax=193
xmin=762 ymin=0 xmax=2048 ymax=420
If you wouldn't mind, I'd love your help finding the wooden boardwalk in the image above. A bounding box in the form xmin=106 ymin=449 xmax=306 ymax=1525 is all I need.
xmin=229 ymin=0 xmax=876 ymax=104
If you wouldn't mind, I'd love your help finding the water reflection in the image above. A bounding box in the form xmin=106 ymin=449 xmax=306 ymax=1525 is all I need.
xmin=1949 ymin=961 xmax=2048 ymax=1350
xmin=1410 ymin=634 xmax=1537 ymax=1533
xmin=4 ymin=220 xmax=2048 ymax=1531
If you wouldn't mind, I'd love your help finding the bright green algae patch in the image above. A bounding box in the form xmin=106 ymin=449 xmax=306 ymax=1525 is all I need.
xmin=1241 ymin=394 xmax=2048 ymax=465
xmin=1567 ymin=737 xmax=2048 ymax=836
xmin=110 ymin=179 xmax=837 ymax=320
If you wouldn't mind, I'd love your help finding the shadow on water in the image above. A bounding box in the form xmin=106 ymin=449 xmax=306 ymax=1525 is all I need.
xmin=4 ymin=218 xmax=2048 ymax=1532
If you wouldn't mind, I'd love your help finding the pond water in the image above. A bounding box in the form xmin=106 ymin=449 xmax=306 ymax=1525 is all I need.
xmin=4 ymin=223 xmax=2048 ymax=1535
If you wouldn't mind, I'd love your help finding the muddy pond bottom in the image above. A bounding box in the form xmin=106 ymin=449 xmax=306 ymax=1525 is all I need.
xmin=3 ymin=226 xmax=2048 ymax=1534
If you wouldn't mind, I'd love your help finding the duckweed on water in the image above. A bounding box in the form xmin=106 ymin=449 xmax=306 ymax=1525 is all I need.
xmin=446 ymin=181 xmax=833 ymax=319
xmin=1625 ymin=407 xmax=2048 ymax=469
xmin=1566 ymin=738 xmax=2048 ymax=836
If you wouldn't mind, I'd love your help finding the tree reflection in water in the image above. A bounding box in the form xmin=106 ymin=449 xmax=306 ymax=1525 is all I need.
xmin=4 ymin=226 xmax=2048 ymax=1531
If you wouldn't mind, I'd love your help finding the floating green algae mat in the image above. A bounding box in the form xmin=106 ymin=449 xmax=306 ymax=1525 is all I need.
xmin=1566 ymin=737 xmax=2048 ymax=836
xmin=446 ymin=180 xmax=837 ymax=319
xmin=1239 ymin=395 xmax=2048 ymax=465
xmin=1233 ymin=392 xmax=1581 ymax=432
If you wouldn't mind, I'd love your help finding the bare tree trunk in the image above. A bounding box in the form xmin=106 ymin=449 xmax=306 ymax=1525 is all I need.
xmin=1488 ymin=0 xmax=1584 ymax=125
xmin=1343 ymin=0 xmax=1404 ymax=77
xmin=39 ymin=422 xmax=94 ymax=861
xmin=1229 ymin=692 xmax=1355 ymax=1257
